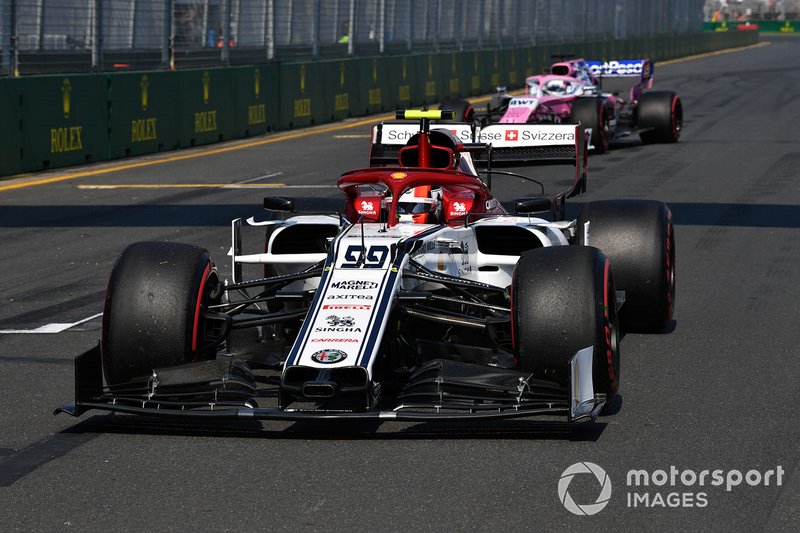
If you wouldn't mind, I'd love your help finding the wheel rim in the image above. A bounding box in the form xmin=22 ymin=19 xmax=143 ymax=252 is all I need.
xmin=602 ymin=259 xmax=620 ymax=397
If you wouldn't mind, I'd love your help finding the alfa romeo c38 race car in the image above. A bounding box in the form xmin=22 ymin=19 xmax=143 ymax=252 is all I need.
xmin=443 ymin=57 xmax=683 ymax=153
xmin=57 ymin=110 xmax=675 ymax=425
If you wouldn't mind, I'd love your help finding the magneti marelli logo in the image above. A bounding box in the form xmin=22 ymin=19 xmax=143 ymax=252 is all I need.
xmin=558 ymin=462 xmax=612 ymax=516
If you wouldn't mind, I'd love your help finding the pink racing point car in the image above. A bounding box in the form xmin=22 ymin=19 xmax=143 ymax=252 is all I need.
xmin=446 ymin=57 xmax=683 ymax=153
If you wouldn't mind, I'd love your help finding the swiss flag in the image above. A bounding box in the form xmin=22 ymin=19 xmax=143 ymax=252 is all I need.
xmin=505 ymin=129 xmax=518 ymax=141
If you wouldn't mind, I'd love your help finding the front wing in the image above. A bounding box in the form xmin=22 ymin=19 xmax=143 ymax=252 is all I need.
xmin=55 ymin=344 xmax=605 ymax=423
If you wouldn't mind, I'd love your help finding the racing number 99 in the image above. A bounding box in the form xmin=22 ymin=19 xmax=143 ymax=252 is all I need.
xmin=341 ymin=245 xmax=390 ymax=269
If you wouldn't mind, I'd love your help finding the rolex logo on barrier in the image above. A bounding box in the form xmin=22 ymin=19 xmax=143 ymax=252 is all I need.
xmin=50 ymin=79 xmax=83 ymax=154
xmin=195 ymin=71 xmax=218 ymax=133
xmin=61 ymin=79 xmax=72 ymax=119
xmin=131 ymin=74 xmax=157 ymax=143
xmin=140 ymin=75 xmax=149 ymax=111
xmin=202 ymin=71 xmax=210 ymax=104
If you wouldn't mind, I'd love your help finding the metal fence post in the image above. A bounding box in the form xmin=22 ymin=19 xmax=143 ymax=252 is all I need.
xmin=222 ymin=0 xmax=231 ymax=65
xmin=164 ymin=0 xmax=174 ymax=70
xmin=93 ymin=0 xmax=103 ymax=71
xmin=1 ymin=0 xmax=12 ymax=76
xmin=378 ymin=0 xmax=385 ymax=54
xmin=312 ymin=0 xmax=320 ymax=58
xmin=477 ymin=0 xmax=483 ymax=49
xmin=347 ymin=0 xmax=355 ymax=56
xmin=406 ymin=0 xmax=412 ymax=53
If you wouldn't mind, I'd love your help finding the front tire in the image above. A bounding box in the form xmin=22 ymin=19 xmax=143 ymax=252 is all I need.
xmin=576 ymin=200 xmax=675 ymax=332
xmin=570 ymin=97 xmax=612 ymax=153
xmin=438 ymin=99 xmax=474 ymax=122
xmin=512 ymin=246 xmax=620 ymax=399
xmin=101 ymin=241 xmax=221 ymax=387
xmin=638 ymin=91 xmax=682 ymax=143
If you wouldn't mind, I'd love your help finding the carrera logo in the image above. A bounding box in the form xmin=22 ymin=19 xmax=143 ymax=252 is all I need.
xmin=326 ymin=295 xmax=374 ymax=300
xmin=322 ymin=304 xmax=372 ymax=310
xmin=505 ymin=130 xmax=519 ymax=141
xmin=310 ymin=338 xmax=359 ymax=343
xmin=330 ymin=280 xmax=379 ymax=290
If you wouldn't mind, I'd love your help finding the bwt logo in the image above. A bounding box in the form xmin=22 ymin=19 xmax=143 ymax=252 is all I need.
xmin=504 ymin=130 xmax=518 ymax=141
xmin=558 ymin=462 xmax=612 ymax=516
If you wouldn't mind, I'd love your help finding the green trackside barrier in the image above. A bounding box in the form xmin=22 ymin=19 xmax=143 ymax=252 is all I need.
xmin=177 ymin=68 xmax=236 ymax=148
xmin=108 ymin=71 xmax=179 ymax=159
xmin=0 ymin=78 xmax=21 ymax=176
xmin=278 ymin=61 xmax=324 ymax=130
xmin=704 ymin=20 xmax=798 ymax=33
xmin=355 ymin=57 xmax=389 ymax=116
xmin=486 ymin=49 xmax=502 ymax=91
xmin=319 ymin=59 xmax=361 ymax=122
xmin=441 ymin=52 xmax=467 ymax=100
xmin=465 ymin=51 xmax=484 ymax=96
xmin=412 ymin=53 xmax=443 ymax=107
xmin=232 ymin=64 xmax=280 ymax=138
xmin=506 ymin=48 xmax=523 ymax=89
xmin=384 ymin=55 xmax=417 ymax=108
xmin=0 ymin=30 xmax=761 ymax=179
xmin=17 ymin=74 xmax=108 ymax=172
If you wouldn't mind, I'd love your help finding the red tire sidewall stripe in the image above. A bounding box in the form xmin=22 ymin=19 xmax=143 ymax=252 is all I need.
xmin=603 ymin=257 xmax=617 ymax=394
xmin=671 ymin=96 xmax=679 ymax=140
xmin=191 ymin=261 xmax=213 ymax=353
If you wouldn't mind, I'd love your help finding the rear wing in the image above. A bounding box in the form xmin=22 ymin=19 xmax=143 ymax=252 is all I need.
xmin=369 ymin=121 xmax=474 ymax=165
xmin=587 ymin=59 xmax=653 ymax=79
xmin=475 ymin=124 xmax=589 ymax=216
xmin=472 ymin=123 xmax=585 ymax=166
xmin=587 ymin=59 xmax=654 ymax=95
xmin=370 ymin=121 xmax=586 ymax=168
xmin=369 ymin=120 xmax=588 ymax=218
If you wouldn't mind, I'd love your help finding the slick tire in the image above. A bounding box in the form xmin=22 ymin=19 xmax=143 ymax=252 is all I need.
xmin=576 ymin=200 xmax=675 ymax=332
xmin=638 ymin=91 xmax=682 ymax=144
xmin=512 ymin=246 xmax=620 ymax=399
xmin=101 ymin=241 xmax=221 ymax=387
xmin=570 ymin=97 xmax=612 ymax=153
xmin=438 ymin=99 xmax=475 ymax=123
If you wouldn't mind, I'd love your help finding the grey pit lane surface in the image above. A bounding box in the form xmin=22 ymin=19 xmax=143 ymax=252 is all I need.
xmin=1 ymin=36 xmax=800 ymax=531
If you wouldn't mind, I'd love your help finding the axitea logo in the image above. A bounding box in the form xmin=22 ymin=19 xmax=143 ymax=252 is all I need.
xmin=558 ymin=462 xmax=612 ymax=516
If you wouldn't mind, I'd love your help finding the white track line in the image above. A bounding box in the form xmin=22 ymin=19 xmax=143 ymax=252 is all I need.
xmin=0 ymin=312 xmax=103 ymax=334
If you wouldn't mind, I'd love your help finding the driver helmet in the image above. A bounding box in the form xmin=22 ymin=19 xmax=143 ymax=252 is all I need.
xmin=396 ymin=186 xmax=440 ymax=224
xmin=544 ymin=79 xmax=568 ymax=95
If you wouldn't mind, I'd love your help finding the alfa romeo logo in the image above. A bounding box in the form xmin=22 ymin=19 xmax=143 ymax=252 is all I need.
xmin=558 ymin=462 xmax=612 ymax=516
xmin=311 ymin=349 xmax=347 ymax=364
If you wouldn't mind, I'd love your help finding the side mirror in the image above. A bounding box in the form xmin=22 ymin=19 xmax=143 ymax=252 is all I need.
xmin=515 ymin=197 xmax=552 ymax=214
xmin=263 ymin=196 xmax=295 ymax=212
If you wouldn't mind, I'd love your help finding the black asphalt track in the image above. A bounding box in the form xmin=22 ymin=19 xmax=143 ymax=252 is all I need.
xmin=0 ymin=36 xmax=798 ymax=531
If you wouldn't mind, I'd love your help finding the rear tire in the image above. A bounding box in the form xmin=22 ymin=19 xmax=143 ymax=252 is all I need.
xmin=570 ymin=97 xmax=612 ymax=153
xmin=101 ymin=241 xmax=221 ymax=387
xmin=439 ymin=99 xmax=474 ymax=122
xmin=576 ymin=200 xmax=675 ymax=332
xmin=638 ymin=91 xmax=682 ymax=143
xmin=512 ymin=246 xmax=620 ymax=399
